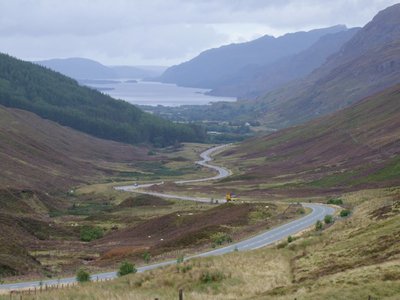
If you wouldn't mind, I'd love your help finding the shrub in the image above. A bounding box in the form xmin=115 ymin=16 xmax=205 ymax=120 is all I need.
xmin=340 ymin=209 xmax=351 ymax=217
xmin=287 ymin=235 xmax=293 ymax=243
xmin=211 ymin=232 xmax=232 ymax=246
xmin=383 ymin=271 xmax=400 ymax=281
xmin=76 ymin=269 xmax=91 ymax=283
xmin=327 ymin=198 xmax=343 ymax=205
xmin=118 ymin=261 xmax=137 ymax=277
xmin=324 ymin=215 xmax=334 ymax=224
xmin=200 ymin=270 xmax=225 ymax=284
xmin=80 ymin=226 xmax=103 ymax=242
xmin=177 ymin=264 xmax=192 ymax=273
xmin=143 ymin=251 xmax=151 ymax=264
xmin=177 ymin=255 xmax=184 ymax=264
xmin=315 ymin=220 xmax=323 ymax=231
xmin=298 ymin=208 xmax=306 ymax=214
xmin=277 ymin=241 xmax=288 ymax=249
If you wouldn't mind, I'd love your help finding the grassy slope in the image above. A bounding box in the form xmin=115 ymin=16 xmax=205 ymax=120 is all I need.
xmin=0 ymin=189 xmax=78 ymax=277
xmin=215 ymin=83 xmax=400 ymax=196
xmin=22 ymin=187 xmax=400 ymax=299
xmin=0 ymin=105 xmax=151 ymax=191
xmin=0 ymin=105 xmax=148 ymax=277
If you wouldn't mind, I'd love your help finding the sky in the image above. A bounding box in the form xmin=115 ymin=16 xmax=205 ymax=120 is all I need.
xmin=0 ymin=0 xmax=398 ymax=66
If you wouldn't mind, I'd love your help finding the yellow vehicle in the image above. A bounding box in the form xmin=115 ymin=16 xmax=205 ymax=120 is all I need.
xmin=226 ymin=192 xmax=238 ymax=202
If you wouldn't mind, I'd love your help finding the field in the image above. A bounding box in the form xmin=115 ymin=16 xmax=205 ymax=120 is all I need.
xmin=11 ymin=187 xmax=399 ymax=299
xmin=0 ymin=141 xmax=307 ymax=283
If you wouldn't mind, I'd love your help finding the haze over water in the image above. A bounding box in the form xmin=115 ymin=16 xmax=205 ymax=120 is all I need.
xmin=86 ymin=80 xmax=236 ymax=107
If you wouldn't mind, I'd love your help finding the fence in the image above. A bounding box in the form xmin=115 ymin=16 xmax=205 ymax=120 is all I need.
xmin=7 ymin=286 xmax=379 ymax=299
xmin=7 ymin=277 xmax=114 ymax=299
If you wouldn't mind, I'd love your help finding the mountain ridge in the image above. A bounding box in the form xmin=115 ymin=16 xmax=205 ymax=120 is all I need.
xmin=209 ymin=27 xmax=359 ymax=98
xmin=36 ymin=57 xmax=166 ymax=80
xmin=255 ymin=3 xmax=400 ymax=128
xmin=158 ymin=25 xmax=347 ymax=89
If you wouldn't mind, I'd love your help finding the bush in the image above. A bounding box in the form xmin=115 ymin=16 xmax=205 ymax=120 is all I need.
xmin=76 ymin=269 xmax=90 ymax=283
xmin=200 ymin=270 xmax=225 ymax=284
xmin=211 ymin=232 xmax=232 ymax=246
xmin=177 ymin=255 xmax=184 ymax=264
xmin=277 ymin=241 xmax=288 ymax=249
xmin=298 ymin=208 xmax=306 ymax=214
xmin=177 ymin=264 xmax=192 ymax=273
xmin=80 ymin=226 xmax=103 ymax=242
xmin=143 ymin=251 xmax=151 ymax=264
xmin=340 ymin=209 xmax=351 ymax=217
xmin=327 ymin=198 xmax=343 ymax=205
xmin=287 ymin=235 xmax=293 ymax=243
xmin=315 ymin=220 xmax=323 ymax=231
xmin=324 ymin=215 xmax=334 ymax=224
xmin=118 ymin=261 xmax=137 ymax=277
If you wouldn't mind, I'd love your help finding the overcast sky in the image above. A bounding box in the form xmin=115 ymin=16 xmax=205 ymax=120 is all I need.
xmin=0 ymin=0 xmax=398 ymax=66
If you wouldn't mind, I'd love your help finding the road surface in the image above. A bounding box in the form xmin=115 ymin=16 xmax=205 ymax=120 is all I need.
xmin=0 ymin=145 xmax=335 ymax=291
xmin=115 ymin=144 xmax=232 ymax=202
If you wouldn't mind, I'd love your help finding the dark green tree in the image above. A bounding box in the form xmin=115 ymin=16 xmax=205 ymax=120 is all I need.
xmin=117 ymin=261 xmax=137 ymax=277
xmin=76 ymin=269 xmax=91 ymax=283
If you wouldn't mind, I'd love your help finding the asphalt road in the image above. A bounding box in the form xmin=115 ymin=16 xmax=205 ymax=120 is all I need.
xmin=115 ymin=144 xmax=232 ymax=202
xmin=0 ymin=145 xmax=335 ymax=291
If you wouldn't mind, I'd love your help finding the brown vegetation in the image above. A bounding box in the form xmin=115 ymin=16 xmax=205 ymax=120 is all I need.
xmin=214 ymin=83 xmax=400 ymax=197
xmin=0 ymin=105 xmax=151 ymax=191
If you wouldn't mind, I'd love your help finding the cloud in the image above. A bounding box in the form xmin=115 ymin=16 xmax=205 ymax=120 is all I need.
xmin=0 ymin=0 xmax=398 ymax=65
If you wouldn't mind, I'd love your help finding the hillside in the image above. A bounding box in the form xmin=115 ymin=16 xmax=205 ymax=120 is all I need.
xmin=0 ymin=104 xmax=154 ymax=277
xmin=0 ymin=53 xmax=205 ymax=146
xmin=19 ymin=187 xmax=400 ymax=299
xmin=214 ymin=83 xmax=400 ymax=196
xmin=158 ymin=25 xmax=346 ymax=89
xmin=36 ymin=58 xmax=164 ymax=80
xmin=0 ymin=105 xmax=151 ymax=191
xmin=156 ymin=4 xmax=400 ymax=128
xmin=210 ymin=28 xmax=359 ymax=99
xmin=254 ymin=3 xmax=400 ymax=127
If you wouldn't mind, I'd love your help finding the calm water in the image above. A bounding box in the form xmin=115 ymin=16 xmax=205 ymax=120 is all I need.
xmin=85 ymin=80 xmax=236 ymax=107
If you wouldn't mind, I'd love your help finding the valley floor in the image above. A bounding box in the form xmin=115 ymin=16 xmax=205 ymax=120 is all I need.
xmin=5 ymin=187 xmax=398 ymax=300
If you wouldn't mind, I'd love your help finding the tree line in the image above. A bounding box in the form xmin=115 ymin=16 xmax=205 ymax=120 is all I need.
xmin=0 ymin=53 xmax=206 ymax=146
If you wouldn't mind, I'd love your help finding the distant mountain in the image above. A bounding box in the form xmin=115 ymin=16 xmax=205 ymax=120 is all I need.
xmin=148 ymin=4 xmax=400 ymax=131
xmin=158 ymin=25 xmax=347 ymax=89
xmin=249 ymin=3 xmax=400 ymax=128
xmin=210 ymin=28 xmax=359 ymax=98
xmin=219 ymin=82 xmax=400 ymax=195
xmin=36 ymin=57 xmax=116 ymax=79
xmin=111 ymin=65 xmax=167 ymax=79
xmin=0 ymin=53 xmax=205 ymax=146
xmin=36 ymin=57 xmax=165 ymax=80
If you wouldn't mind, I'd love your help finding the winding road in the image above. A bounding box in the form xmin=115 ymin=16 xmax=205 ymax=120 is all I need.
xmin=115 ymin=144 xmax=231 ymax=202
xmin=0 ymin=144 xmax=335 ymax=291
